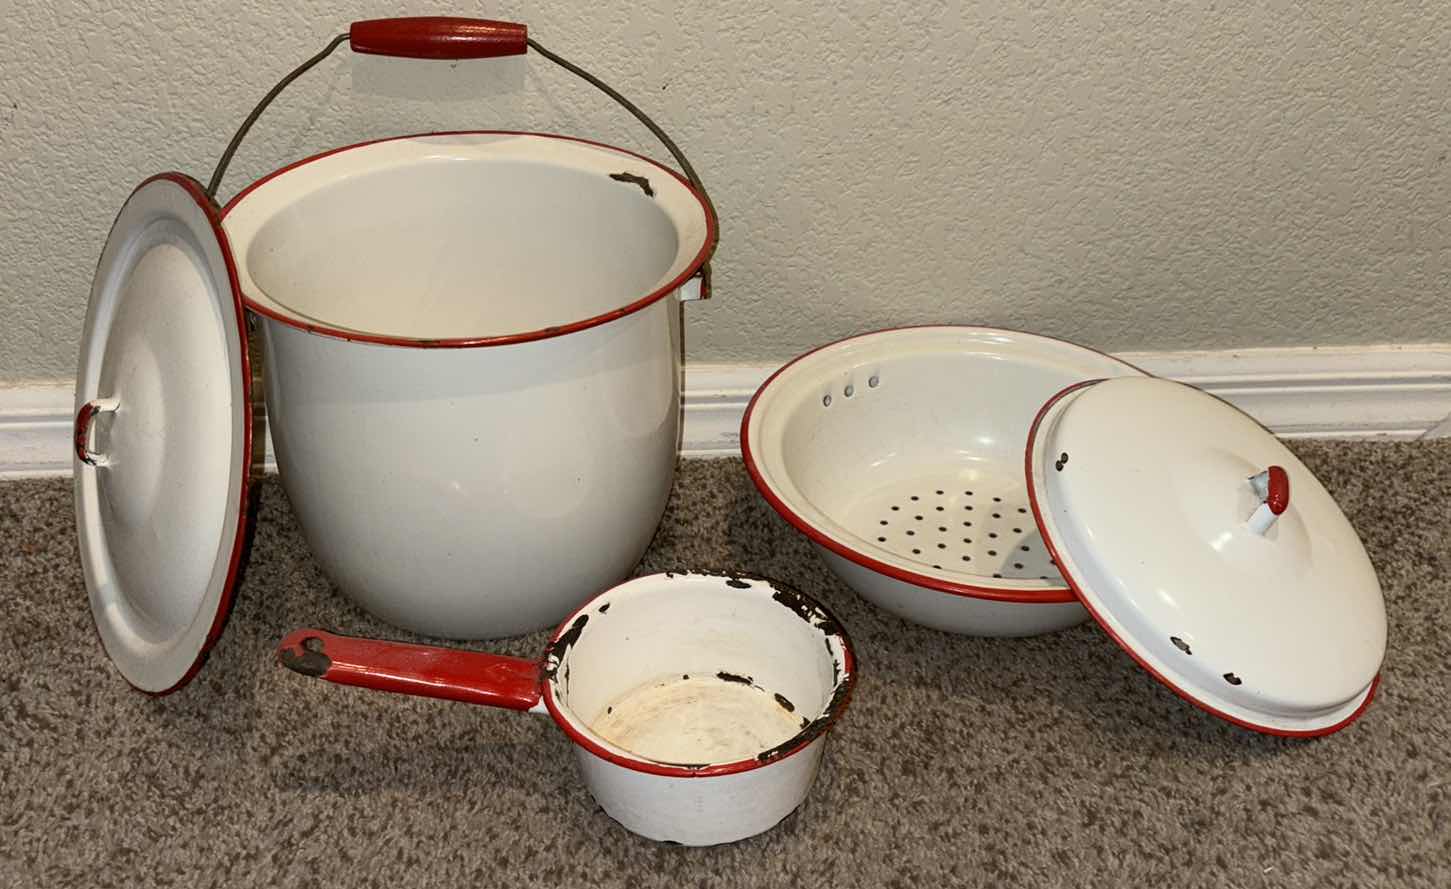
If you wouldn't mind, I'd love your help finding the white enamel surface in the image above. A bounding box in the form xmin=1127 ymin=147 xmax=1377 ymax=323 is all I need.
xmin=222 ymin=133 xmax=709 ymax=340
xmin=75 ymin=177 xmax=247 ymax=692
xmin=745 ymin=326 xmax=1144 ymax=635
xmin=546 ymin=573 xmax=851 ymax=845
xmin=256 ymin=303 xmax=678 ymax=638
xmin=818 ymin=549 xmax=1088 ymax=637
xmin=575 ymin=736 xmax=826 ymax=846
xmin=1030 ymin=377 xmax=1386 ymax=732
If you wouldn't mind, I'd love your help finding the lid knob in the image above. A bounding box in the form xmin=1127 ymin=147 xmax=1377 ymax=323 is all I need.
xmin=1246 ymin=466 xmax=1290 ymax=535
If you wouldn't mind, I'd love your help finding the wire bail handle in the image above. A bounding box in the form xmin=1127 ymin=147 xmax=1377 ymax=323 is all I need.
xmin=206 ymin=17 xmax=716 ymax=297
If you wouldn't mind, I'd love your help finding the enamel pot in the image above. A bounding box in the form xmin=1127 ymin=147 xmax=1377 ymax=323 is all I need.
xmin=276 ymin=573 xmax=856 ymax=846
xmin=220 ymin=20 xmax=717 ymax=640
xmin=75 ymin=16 xmax=722 ymax=691
xmin=224 ymin=128 xmax=713 ymax=639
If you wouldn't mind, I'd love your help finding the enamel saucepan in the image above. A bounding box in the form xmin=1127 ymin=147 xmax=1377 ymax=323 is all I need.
xmin=276 ymin=573 xmax=856 ymax=846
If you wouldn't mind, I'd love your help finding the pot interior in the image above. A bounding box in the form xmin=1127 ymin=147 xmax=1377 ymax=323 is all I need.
xmin=222 ymin=133 xmax=711 ymax=340
xmin=546 ymin=573 xmax=850 ymax=769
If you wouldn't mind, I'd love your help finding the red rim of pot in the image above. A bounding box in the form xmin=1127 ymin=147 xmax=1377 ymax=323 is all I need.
xmin=92 ymin=172 xmax=255 ymax=696
xmin=219 ymin=130 xmax=718 ymax=349
xmin=1022 ymin=378 xmax=1381 ymax=737
xmin=740 ymin=325 xmax=1148 ymax=606
xmin=539 ymin=573 xmax=857 ymax=778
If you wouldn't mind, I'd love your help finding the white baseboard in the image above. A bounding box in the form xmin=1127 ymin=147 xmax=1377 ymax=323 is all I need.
xmin=687 ymin=343 xmax=1451 ymax=456
xmin=8 ymin=343 xmax=1451 ymax=478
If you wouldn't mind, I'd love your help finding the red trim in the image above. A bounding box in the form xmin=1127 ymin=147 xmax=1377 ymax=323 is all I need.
xmin=219 ymin=131 xmax=717 ymax=349
xmin=1265 ymin=465 xmax=1290 ymax=515
xmin=540 ymin=575 xmax=857 ymax=778
xmin=740 ymin=325 xmax=1151 ymax=606
xmin=133 ymin=173 xmax=254 ymax=697
xmin=1023 ymin=380 xmax=1379 ymax=737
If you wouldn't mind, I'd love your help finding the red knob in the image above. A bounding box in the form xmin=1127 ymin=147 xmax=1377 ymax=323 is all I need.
xmin=1265 ymin=465 xmax=1290 ymax=515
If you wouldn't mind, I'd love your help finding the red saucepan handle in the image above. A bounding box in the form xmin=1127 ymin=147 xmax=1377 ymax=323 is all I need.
xmin=277 ymin=629 xmax=543 ymax=711
xmin=349 ymin=17 xmax=527 ymax=60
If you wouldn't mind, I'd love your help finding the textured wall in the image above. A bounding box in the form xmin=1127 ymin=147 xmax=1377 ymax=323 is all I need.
xmin=3 ymin=0 xmax=1448 ymax=381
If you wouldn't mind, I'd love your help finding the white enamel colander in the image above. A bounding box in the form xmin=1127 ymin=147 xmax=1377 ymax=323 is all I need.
xmin=742 ymin=326 xmax=1147 ymax=636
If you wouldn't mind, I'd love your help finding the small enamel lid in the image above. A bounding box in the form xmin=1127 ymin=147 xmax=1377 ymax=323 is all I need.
xmin=74 ymin=173 xmax=252 ymax=694
xmin=1026 ymin=377 xmax=1385 ymax=736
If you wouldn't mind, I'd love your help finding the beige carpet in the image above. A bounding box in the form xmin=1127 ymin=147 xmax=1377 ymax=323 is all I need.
xmin=2 ymin=444 xmax=1448 ymax=888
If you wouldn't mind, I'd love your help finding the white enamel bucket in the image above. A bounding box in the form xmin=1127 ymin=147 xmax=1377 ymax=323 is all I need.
xmin=214 ymin=19 xmax=717 ymax=639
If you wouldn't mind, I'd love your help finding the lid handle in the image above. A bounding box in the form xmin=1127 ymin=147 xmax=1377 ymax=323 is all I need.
xmin=1246 ymin=466 xmax=1290 ymax=535
xmin=349 ymin=17 xmax=527 ymax=59
xmin=74 ymin=398 xmax=119 ymax=467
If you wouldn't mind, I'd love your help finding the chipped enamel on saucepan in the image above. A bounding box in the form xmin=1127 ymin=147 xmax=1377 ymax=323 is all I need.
xmin=742 ymin=326 xmax=1148 ymax=637
xmin=277 ymin=573 xmax=855 ymax=846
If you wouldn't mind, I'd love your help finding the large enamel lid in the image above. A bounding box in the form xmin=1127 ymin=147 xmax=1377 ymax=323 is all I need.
xmin=1026 ymin=377 xmax=1385 ymax=736
xmin=75 ymin=173 xmax=252 ymax=694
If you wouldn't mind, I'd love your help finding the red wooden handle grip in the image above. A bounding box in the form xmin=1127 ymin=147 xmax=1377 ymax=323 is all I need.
xmin=1265 ymin=465 xmax=1290 ymax=515
xmin=277 ymin=629 xmax=542 ymax=711
xmin=349 ymin=17 xmax=528 ymax=60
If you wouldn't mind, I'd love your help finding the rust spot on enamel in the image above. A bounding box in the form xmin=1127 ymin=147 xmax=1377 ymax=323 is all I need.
xmin=278 ymin=638 xmax=331 ymax=677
